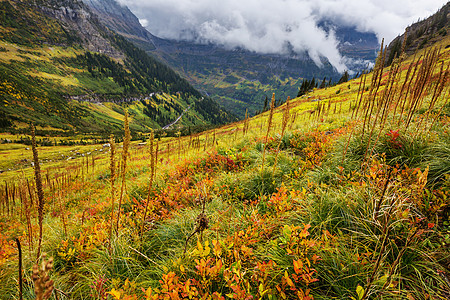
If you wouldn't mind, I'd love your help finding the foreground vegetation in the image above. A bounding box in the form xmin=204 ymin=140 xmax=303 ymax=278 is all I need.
xmin=0 ymin=36 xmax=449 ymax=300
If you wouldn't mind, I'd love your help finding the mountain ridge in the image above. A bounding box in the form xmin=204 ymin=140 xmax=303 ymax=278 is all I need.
xmin=0 ymin=0 xmax=235 ymax=133
xmin=386 ymin=2 xmax=449 ymax=65
xmin=82 ymin=0 xmax=157 ymax=50
xmin=81 ymin=0 xmax=379 ymax=117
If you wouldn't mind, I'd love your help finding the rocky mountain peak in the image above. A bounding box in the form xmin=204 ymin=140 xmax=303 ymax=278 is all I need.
xmin=82 ymin=0 xmax=156 ymax=49
xmin=35 ymin=0 xmax=124 ymax=59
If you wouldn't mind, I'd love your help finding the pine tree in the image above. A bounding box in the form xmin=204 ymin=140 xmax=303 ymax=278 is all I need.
xmin=319 ymin=77 xmax=327 ymax=89
xmin=338 ymin=71 xmax=349 ymax=84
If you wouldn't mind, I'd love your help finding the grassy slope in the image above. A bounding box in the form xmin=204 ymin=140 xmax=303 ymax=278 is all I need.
xmin=0 ymin=0 xmax=232 ymax=133
xmin=0 ymin=40 xmax=214 ymax=133
xmin=0 ymin=37 xmax=449 ymax=299
xmin=186 ymin=69 xmax=304 ymax=117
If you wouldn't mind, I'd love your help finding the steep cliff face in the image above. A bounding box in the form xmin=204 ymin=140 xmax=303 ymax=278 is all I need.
xmin=82 ymin=0 xmax=156 ymax=50
xmin=36 ymin=0 xmax=124 ymax=59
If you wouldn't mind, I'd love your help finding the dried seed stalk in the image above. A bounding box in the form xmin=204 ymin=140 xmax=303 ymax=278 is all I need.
xmin=116 ymin=111 xmax=130 ymax=234
xmin=141 ymin=130 xmax=156 ymax=237
xmin=32 ymin=254 xmax=54 ymax=300
xmin=31 ymin=124 xmax=44 ymax=260
xmin=261 ymin=93 xmax=275 ymax=173
xmin=16 ymin=238 xmax=23 ymax=300
xmin=109 ymin=134 xmax=116 ymax=243
xmin=272 ymin=97 xmax=290 ymax=176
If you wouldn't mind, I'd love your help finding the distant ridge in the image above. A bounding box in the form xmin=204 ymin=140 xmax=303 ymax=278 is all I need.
xmin=386 ymin=2 xmax=449 ymax=65
xmin=0 ymin=0 xmax=235 ymax=133
xmin=81 ymin=0 xmax=379 ymax=118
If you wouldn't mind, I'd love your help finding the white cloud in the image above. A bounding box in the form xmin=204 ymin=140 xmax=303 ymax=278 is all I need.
xmin=118 ymin=0 xmax=447 ymax=72
xmin=139 ymin=18 xmax=148 ymax=27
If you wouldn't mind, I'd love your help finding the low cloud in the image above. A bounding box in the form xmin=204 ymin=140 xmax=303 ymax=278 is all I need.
xmin=119 ymin=0 xmax=447 ymax=72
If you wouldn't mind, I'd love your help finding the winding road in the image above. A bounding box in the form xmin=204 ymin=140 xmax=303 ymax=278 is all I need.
xmin=162 ymin=105 xmax=191 ymax=129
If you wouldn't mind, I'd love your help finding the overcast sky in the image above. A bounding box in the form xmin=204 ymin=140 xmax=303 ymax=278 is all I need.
xmin=118 ymin=0 xmax=447 ymax=72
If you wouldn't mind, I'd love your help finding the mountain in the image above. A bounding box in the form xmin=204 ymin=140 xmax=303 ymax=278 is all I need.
xmin=81 ymin=0 xmax=379 ymax=118
xmin=82 ymin=0 xmax=157 ymax=51
xmin=320 ymin=22 xmax=379 ymax=64
xmin=386 ymin=2 xmax=449 ymax=65
xmin=1 ymin=22 xmax=449 ymax=300
xmin=0 ymin=0 xmax=234 ymax=134
xmin=150 ymin=39 xmax=339 ymax=117
xmin=151 ymin=24 xmax=379 ymax=117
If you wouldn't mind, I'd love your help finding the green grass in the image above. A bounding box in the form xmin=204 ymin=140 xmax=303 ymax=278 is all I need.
xmin=0 ymin=35 xmax=449 ymax=300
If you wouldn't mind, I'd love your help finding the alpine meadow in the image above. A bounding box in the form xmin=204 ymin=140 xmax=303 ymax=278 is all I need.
xmin=0 ymin=1 xmax=449 ymax=300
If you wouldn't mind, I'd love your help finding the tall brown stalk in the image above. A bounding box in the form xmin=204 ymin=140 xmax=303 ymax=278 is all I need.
xmin=31 ymin=124 xmax=44 ymax=260
xmin=272 ymin=97 xmax=290 ymax=176
xmin=116 ymin=111 xmax=130 ymax=234
xmin=243 ymin=109 xmax=249 ymax=136
xmin=109 ymin=134 xmax=116 ymax=243
xmin=19 ymin=180 xmax=33 ymax=254
xmin=363 ymin=57 xmax=401 ymax=161
xmin=418 ymin=61 xmax=449 ymax=133
xmin=261 ymin=93 xmax=275 ymax=174
xmin=141 ymin=130 xmax=156 ymax=238
xmin=16 ymin=238 xmax=23 ymax=300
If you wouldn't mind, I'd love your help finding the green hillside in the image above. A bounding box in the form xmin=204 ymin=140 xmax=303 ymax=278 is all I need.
xmin=150 ymin=41 xmax=341 ymax=118
xmin=0 ymin=26 xmax=449 ymax=300
xmin=0 ymin=0 xmax=234 ymax=134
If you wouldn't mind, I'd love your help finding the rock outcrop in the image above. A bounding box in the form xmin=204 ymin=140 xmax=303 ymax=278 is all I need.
xmin=36 ymin=0 xmax=124 ymax=59
xmin=386 ymin=3 xmax=449 ymax=65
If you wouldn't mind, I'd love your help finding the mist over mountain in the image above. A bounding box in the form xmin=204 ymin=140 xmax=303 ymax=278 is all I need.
xmin=385 ymin=2 xmax=449 ymax=66
xmin=80 ymin=0 xmax=448 ymax=117
xmin=118 ymin=0 xmax=447 ymax=72
xmin=82 ymin=0 xmax=380 ymax=116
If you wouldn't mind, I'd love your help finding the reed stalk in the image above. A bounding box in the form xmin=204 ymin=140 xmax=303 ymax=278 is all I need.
xmin=16 ymin=238 xmax=23 ymax=300
xmin=141 ymin=130 xmax=155 ymax=238
xmin=57 ymin=190 xmax=67 ymax=237
xmin=398 ymin=56 xmax=420 ymax=124
xmin=261 ymin=93 xmax=275 ymax=174
xmin=361 ymin=40 xmax=385 ymax=135
xmin=272 ymin=97 xmax=290 ymax=176
xmin=352 ymin=71 xmax=367 ymax=120
xmin=109 ymin=134 xmax=116 ymax=243
xmin=18 ymin=179 xmax=33 ymax=254
xmin=405 ymin=48 xmax=440 ymax=129
xmin=155 ymin=141 xmax=159 ymax=168
xmin=5 ymin=182 xmax=9 ymax=216
xmin=392 ymin=56 xmax=415 ymax=119
xmin=243 ymin=109 xmax=248 ymax=136
xmin=31 ymin=124 xmax=44 ymax=260
xmin=364 ymin=59 xmax=401 ymax=161
xmin=116 ymin=111 xmax=130 ymax=235
xmin=418 ymin=61 xmax=449 ymax=132
xmin=177 ymin=132 xmax=181 ymax=159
